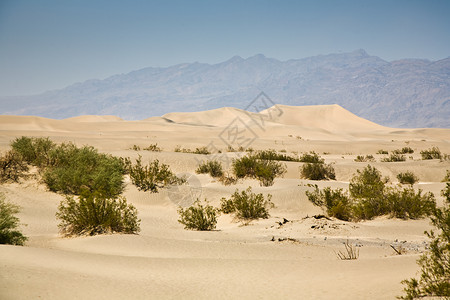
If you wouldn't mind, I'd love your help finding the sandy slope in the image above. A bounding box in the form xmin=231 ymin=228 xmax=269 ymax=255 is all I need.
xmin=0 ymin=104 xmax=449 ymax=299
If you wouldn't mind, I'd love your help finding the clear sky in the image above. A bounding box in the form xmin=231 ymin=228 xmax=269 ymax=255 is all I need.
xmin=0 ymin=0 xmax=449 ymax=96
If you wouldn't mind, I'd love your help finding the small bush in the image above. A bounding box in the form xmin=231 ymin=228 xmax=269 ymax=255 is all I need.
xmin=0 ymin=194 xmax=27 ymax=245
xmin=397 ymin=171 xmax=419 ymax=185
xmin=196 ymin=160 xmax=224 ymax=178
xmin=177 ymin=199 xmax=218 ymax=231
xmin=194 ymin=147 xmax=210 ymax=155
xmin=218 ymin=173 xmax=238 ymax=186
xmin=387 ymin=187 xmax=435 ymax=220
xmin=420 ymin=147 xmax=442 ymax=160
xmin=143 ymin=143 xmax=162 ymax=152
xmin=444 ymin=170 xmax=450 ymax=182
xmin=382 ymin=153 xmax=406 ymax=162
xmin=220 ymin=187 xmax=273 ymax=221
xmin=393 ymin=147 xmax=414 ymax=154
xmin=11 ymin=136 xmax=56 ymax=168
xmin=354 ymin=155 xmax=375 ymax=162
xmin=306 ymin=185 xmax=352 ymax=221
xmin=255 ymin=149 xmax=300 ymax=162
xmin=300 ymin=163 xmax=336 ymax=180
xmin=232 ymin=155 xmax=286 ymax=187
xmin=299 ymin=151 xmax=324 ymax=163
xmin=128 ymin=156 xmax=185 ymax=193
xmin=0 ymin=150 xmax=28 ymax=183
xmin=400 ymin=183 xmax=450 ymax=298
xmin=377 ymin=149 xmax=389 ymax=155
xmin=56 ymin=190 xmax=140 ymax=236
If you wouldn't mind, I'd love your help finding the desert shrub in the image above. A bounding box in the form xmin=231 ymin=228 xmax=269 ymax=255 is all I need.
xmin=300 ymin=162 xmax=336 ymax=180
xmin=393 ymin=147 xmax=414 ymax=154
xmin=56 ymin=190 xmax=140 ymax=236
xmin=11 ymin=136 xmax=56 ymax=168
xmin=143 ymin=143 xmax=162 ymax=152
xmin=232 ymin=154 xmax=286 ymax=186
xmin=377 ymin=149 xmax=389 ymax=155
xmin=128 ymin=156 xmax=185 ymax=193
xmin=0 ymin=150 xmax=28 ymax=183
xmin=218 ymin=173 xmax=238 ymax=186
xmin=387 ymin=187 xmax=435 ymax=220
xmin=196 ymin=160 xmax=224 ymax=178
xmin=42 ymin=143 xmax=125 ymax=198
xmin=131 ymin=145 xmax=140 ymax=151
xmin=255 ymin=149 xmax=300 ymax=162
xmin=382 ymin=153 xmax=406 ymax=162
xmin=193 ymin=147 xmax=210 ymax=155
xmin=350 ymin=165 xmax=389 ymax=220
xmin=306 ymin=185 xmax=352 ymax=221
xmin=420 ymin=147 xmax=442 ymax=160
xmin=400 ymin=183 xmax=450 ymax=299
xmin=220 ymin=187 xmax=273 ymax=221
xmin=397 ymin=171 xmax=419 ymax=185
xmin=0 ymin=194 xmax=27 ymax=245
xmin=177 ymin=199 xmax=218 ymax=231
xmin=299 ymin=151 xmax=324 ymax=163
xmin=444 ymin=170 xmax=450 ymax=182
xmin=354 ymin=155 xmax=375 ymax=162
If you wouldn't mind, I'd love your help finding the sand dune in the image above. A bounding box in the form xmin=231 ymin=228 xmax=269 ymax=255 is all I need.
xmin=0 ymin=104 xmax=449 ymax=299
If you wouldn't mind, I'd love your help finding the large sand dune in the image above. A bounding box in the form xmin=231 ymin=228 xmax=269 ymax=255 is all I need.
xmin=0 ymin=104 xmax=449 ymax=299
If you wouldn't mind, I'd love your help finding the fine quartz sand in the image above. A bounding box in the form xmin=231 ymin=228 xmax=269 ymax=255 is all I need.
xmin=0 ymin=104 xmax=449 ymax=299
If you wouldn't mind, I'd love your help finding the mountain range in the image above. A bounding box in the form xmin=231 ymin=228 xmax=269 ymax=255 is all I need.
xmin=1 ymin=49 xmax=449 ymax=128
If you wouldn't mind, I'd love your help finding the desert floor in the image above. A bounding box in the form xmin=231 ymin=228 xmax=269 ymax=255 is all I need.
xmin=0 ymin=104 xmax=449 ymax=299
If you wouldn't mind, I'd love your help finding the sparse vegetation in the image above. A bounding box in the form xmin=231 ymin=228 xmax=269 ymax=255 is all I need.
xmin=354 ymin=155 xmax=375 ymax=162
xmin=128 ymin=156 xmax=185 ymax=193
xmin=196 ymin=160 xmax=224 ymax=178
xmin=307 ymin=165 xmax=436 ymax=221
xmin=382 ymin=153 xmax=406 ymax=162
xmin=336 ymin=240 xmax=359 ymax=260
xmin=377 ymin=149 xmax=389 ymax=155
xmin=299 ymin=151 xmax=324 ymax=163
xmin=56 ymin=190 xmax=140 ymax=236
xmin=393 ymin=147 xmax=414 ymax=154
xmin=443 ymin=170 xmax=450 ymax=182
xmin=0 ymin=193 xmax=27 ymax=246
xmin=254 ymin=149 xmax=300 ymax=162
xmin=177 ymin=199 xmax=219 ymax=231
xmin=143 ymin=143 xmax=162 ymax=152
xmin=397 ymin=171 xmax=419 ymax=185
xmin=400 ymin=183 xmax=450 ymax=299
xmin=174 ymin=145 xmax=210 ymax=155
xmin=420 ymin=147 xmax=442 ymax=160
xmin=220 ymin=187 xmax=273 ymax=221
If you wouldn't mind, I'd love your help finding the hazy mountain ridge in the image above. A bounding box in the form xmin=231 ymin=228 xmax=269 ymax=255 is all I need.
xmin=1 ymin=49 xmax=449 ymax=127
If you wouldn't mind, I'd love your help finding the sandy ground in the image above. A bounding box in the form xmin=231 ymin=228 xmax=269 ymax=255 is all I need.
xmin=0 ymin=104 xmax=449 ymax=299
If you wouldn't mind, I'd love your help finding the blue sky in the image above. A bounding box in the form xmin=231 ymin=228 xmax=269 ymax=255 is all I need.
xmin=0 ymin=0 xmax=449 ymax=96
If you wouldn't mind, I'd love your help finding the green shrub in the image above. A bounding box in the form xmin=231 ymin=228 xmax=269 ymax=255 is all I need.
xmin=387 ymin=187 xmax=435 ymax=220
xmin=400 ymin=183 xmax=450 ymax=299
xmin=56 ymin=190 xmax=140 ymax=236
xmin=193 ymin=147 xmax=210 ymax=155
xmin=349 ymin=165 xmax=388 ymax=220
xmin=128 ymin=156 xmax=185 ymax=193
xmin=306 ymin=185 xmax=352 ymax=221
xmin=397 ymin=171 xmax=419 ymax=185
xmin=11 ymin=136 xmax=56 ymax=168
xmin=43 ymin=143 xmax=125 ymax=198
xmin=196 ymin=160 xmax=224 ymax=178
xmin=377 ymin=149 xmax=389 ymax=155
xmin=177 ymin=199 xmax=219 ymax=231
xmin=0 ymin=194 xmax=27 ymax=245
xmin=255 ymin=149 xmax=300 ymax=162
xmin=382 ymin=153 xmax=406 ymax=162
xmin=220 ymin=187 xmax=273 ymax=221
xmin=420 ymin=147 xmax=442 ymax=160
xmin=354 ymin=155 xmax=375 ymax=162
xmin=299 ymin=151 xmax=324 ymax=163
xmin=0 ymin=150 xmax=28 ymax=183
xmin=232 ymin=154 xmax=286 ymax=187
xmin=393 ymin=147 xmax=414 ymax=154
xmin=300 ymin=163 xmax=336 ymax=180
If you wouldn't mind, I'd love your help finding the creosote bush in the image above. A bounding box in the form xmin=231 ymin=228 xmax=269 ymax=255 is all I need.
xmin=232 ymin=154 xmax=286 ymax=187
xmin=354 ymin=155 xmax=375 ymax=162
xmin=306 ymin=165 xmax=436 ymax=221
xmin=400 ymin=183 xmax=450 ymax=299
xmin=255 ymin=149 xmax=300 ymax=162
xmin=177 ymin=199 xmax=219 ymax=231
xmin=56 ymin=190 xmax=140 ymax=236
xmin=420 ymin=147 xmax=442 ymax=160
xmin=196 ymin=160 xmax=224 ymax=178
xmin=397 ymin=171 xmax=419 ymax=185
xmin=300 ymin=162 xmax=336 ymax=181
xmin=128 ymin=156 xmax=185 ymax=193
xmin=299 ymin=151 xmax=324 ymax=163
xmin=382 ymin=153 xmax=406 ymax=162
xmin=0 ymin=193 xmax=27 ymax=245
xmin=220 ymin=187 xmax=273 ymax=221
